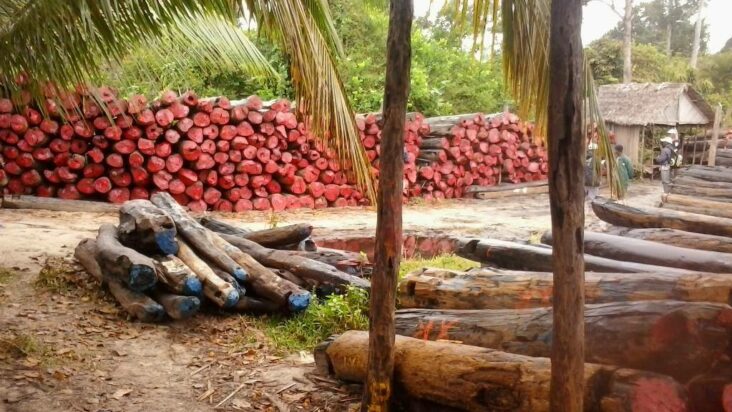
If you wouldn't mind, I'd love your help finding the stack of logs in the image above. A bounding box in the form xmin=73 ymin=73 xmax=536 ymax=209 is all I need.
xmin=74 ymin=193 xmax=370 ymax=322
xmin=413 ymin=112 xmax=549 ymax=200
xmin=658 ymin=165 xmax=732 ymax=219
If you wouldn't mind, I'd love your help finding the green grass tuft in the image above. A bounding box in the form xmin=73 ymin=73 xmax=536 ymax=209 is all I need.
xmin=34 ymin=257 xmax=84 ymax=293
xmin=0 ymin=267 xmax=16 ymax=284
xmin=399 ymin=254 xmax=476 ymax=279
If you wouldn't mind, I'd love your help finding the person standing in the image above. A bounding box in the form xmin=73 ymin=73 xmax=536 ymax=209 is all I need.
xmin=656 ymin=136 xmax=676 ymax=193
xmin=585 ymin=142 xmax=600 ymax=201
xmin=614 ymin=144 xmax=634 ymax=199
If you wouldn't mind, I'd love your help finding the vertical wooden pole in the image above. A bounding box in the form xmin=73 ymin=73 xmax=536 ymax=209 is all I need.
xmin=708 ymin=105 xmax=722 ymax=166
xmin=362 ymin=0 xmax=412 ymax=411
xmin=548 ymin=0 xmax=585 ymax=411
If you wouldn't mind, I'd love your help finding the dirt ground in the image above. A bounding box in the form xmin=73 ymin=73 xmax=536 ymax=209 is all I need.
xmin=0 ymin=182 xmax=664 ymax=412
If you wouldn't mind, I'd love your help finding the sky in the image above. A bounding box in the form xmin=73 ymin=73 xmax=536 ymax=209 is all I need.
xmin=413 ymin=0 xmax=732 ymax=53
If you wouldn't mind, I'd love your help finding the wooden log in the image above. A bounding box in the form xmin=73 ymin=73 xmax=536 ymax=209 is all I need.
xmin=669 ymin=183 xmax=732 ymax=200
xmin=199 ymin=217 xmax=313 ymax=248
xmin=232 ymin=296 xmax=281 ymax=314
xmin=153 ymin=255 xmax=203 ymax=296
xmin=150 ymin=289 xmax=200 ymax=320
xmin=74 ymin=239 xmax=164 ymax=322
xmin=95 ymin=224 xmax=157 ymax=292
xmin=176 ymin=238 xmax=239 ymax=308
xmin=465 ymin=180 xmax=548 ymax=193
xmin=674 ymin=175 xmax=732 ymax=190
xmin=542 ymin=230 xmax=732 ymax=273
xmin=212 ymin=267 xmax=246 ymax=296
xmin=472 ymin=184 xmax=548 ymax=199
xmin=591 ymin=198 xmax=732 ymax=237
xmin=151 ymin=192 xmax=246 ymax=282
xmin=394 ymin=300 xmax=732 ymax=383
xmin=269 ymin=267 xmax=307 ymax=288
xmin=0 ymin=195 xmax=119 ymax=213
xmin=117 ymin=199 xmax=178 ymax=255
xmin=457 ymin=238 xmax=693 ymax=274
xmin=609 ymin=228 xmax=732 ymax=254
xmin=397 ymin=267 xmax=732 ymax=310
xmin=219 ymin=233 xmax=370 ymax=291
xmin=662 ymin=193 xmax=732 ymax=214
xmin=678 ymin=165 xmax=732 ymax=183
xmin=287 ymin=248 xmax=368 ymax=276
xmin=315 ymin=331 xmax=688 ymax=412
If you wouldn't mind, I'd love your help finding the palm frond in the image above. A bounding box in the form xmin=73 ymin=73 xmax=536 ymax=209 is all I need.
xmin=302 ymin=0 xmax=345 ymax=57
xmin=244 ymin=0 xmax=376 ymax=202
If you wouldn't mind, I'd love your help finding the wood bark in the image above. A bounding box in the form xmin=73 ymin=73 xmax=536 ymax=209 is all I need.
xmin=316 ymin=331 xmax=688 ymax=412
xmin=678 ymin=165 xmax=732 ymax=184
xmin=622 ymin=0 xmax=633 ymax=83
xmin=465 ymin=181 xmax=548 ymax=193
xmin=473 ymin=185 xmax=548 ymax=199
xmin=394 ymin=300 xmax=732 ymax=383
xmin=287 ymin=248 xmax=368 ymax=276
xmin=363 ymin=1 xmax=412 ymax=409
xmin=662 ymin=193 xmax=732 ymax=218
xmin=94 ymin=223 xmax=157 ymax=292
xmin=707 ymin=105 xmax=722 ymax=165
xmin=75 ymin=238 xmax=164 ymax=322
xmin=457 ymin=238 xmax=692 ymax=274
xmin=542 ymin=230 xmax=732 ymax=272
xmin=153 ymin=255 xmax=203 ymax=296
xmin=689 ymin=0 xmax=704 ymax=69
xmin=673 ymin=175 xmax=732 ymax=190
xmin=1 ymin=195 xmax=119 ymax=213
xmin=232 ymin=295 xmax=281 ymax=314
xmin=151 ymin=192 xmax=246 ymax=281
xmin=397 ymin=267 xmax=732 ymax=310
xmin=117 ymin=199 xmax=178 ymax=255
xmin=669 ymin=183 xmax=732 ymax=200
xmin=591 ymin=198 xmax=732 ymax=237
xmin=150 ymin=289 xmax=200 ymax=320
xmin=200 ymin=216 xmax=313 ymax=248
xmin=176 ymin=238 xmax=239 ymax=308
xmin=610 ymin=227 xmax=732 ymax=254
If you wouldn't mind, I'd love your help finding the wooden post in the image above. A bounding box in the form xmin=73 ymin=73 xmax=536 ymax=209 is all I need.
xmin=362 ymin=0 xmax=412 ymax=410
xmin=548 ymin=0 xmax=585 ymax=411
xmin=708 ymin=105 xmax=723 ymax=166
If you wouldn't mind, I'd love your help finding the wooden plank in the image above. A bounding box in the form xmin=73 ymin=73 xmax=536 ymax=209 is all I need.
xmin=708 ymin=105 xmax=722 ymax=166
xmin=610 ymin=227 xmax=732 ymax=254
xmin=473 ymin=184 xmax=548 ymax=199
xmin=1 ymin=195 xmax=119 ymax=213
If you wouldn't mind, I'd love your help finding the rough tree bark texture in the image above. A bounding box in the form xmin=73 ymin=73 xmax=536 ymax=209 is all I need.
xmin=363 ymin=0 xmax=412 ymax=410
xmin=548 ymin=0 xmax=585 ymax=410
xmin=609 ymin=227 xmax=732 ymax=254
xmin=623 ymin=0 xmax=633 ymax=83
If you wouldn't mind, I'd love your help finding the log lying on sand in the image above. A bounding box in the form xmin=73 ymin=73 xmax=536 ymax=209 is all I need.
xmin=1 ymin=195 xmax=119 ymax=213
xmin=395 ymin=301 xmax=732 ymax=383
xmin=678 ymin=165 xmax=732 ymax=184
xmin=591 ymin=198 xmax=732 ymax=237
xmin=314 ymin=330 xmax=688 ymax=412
xmin=670 ymin=181 xmax=732 ymax=200
xmin=200 ymin=217 xmax=313 ymax=248
xmin=150 ymin=289 xmax=200 ymax=320
xmin=673 ymin=175 xmax=732 ymax=190
xmin=609 ymin=227 xmax=732 ymax=254
xmin=220 ymin=233 xmax=371 ymax=290
xmin=541 ymin=231 xmax=732 ymax=273
xmin=153 ymin=255 xmax=202 ymax=296
xmin=151 ymin=193 xmax=247 ymax=282
xmin=75 ymin=239 xmax=164 ymax=322
xmin=465 ymin=181 xmax=549 ymax=199
xmin=117 ymin=199 xmax=178 ymax=255
xmin=176 ymin=238 xmax=239 ymax=308
xmin=397 ymin=268 xmax=732 ymax=310
xmin=457 ymin=237 xmax=693 ymax=274
xmin=661 ymin=193 xmax=732 ymax=218
xmin=287 ymin=248 xmax=368 ymax=276
xmin=95 ymin=224 xmax=157 ymax=291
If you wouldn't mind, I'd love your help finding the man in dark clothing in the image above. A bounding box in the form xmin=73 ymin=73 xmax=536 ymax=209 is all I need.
xmin=615 ymin=144 xmax=633 ymax=199
xmin=656 ymin=136 xmax=675 ymax=193
xmin=585 ymin=143 xmax=600 ymax=201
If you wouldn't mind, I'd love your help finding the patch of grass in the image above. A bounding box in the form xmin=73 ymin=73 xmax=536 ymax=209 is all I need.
xmin=256 ymin=286 xmax=369 ymax=353
xmin=0 ymin=266 xmax=16 ymax=284
xmin=399 ymin=254 xmax=476 ymax=279
xmin=34 ymin=257 xmax=86 ymax=294
xmin=0 ymin=332 xmax=54 ymax=365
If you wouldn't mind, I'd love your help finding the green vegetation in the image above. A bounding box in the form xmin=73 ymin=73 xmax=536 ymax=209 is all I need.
xmin=398 ymin=254 xmax=476 ymax=278
xmin=0 ymin=266 xmax=16 ymax=284
xmin=34 ymin=257 xmax=86 ymax=294
xmin=0 ymin=332 xmax=53 ymax=365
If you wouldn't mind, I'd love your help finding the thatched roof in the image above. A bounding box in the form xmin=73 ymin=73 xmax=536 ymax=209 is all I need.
xmin=597 ymin=83 xmax=714 ymax=127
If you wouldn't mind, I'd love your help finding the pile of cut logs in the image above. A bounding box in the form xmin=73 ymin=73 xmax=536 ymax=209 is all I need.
xmin=74 ymin=193 xmax=370 ymax=322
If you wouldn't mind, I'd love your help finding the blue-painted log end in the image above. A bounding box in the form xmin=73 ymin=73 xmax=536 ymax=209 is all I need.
xmin=155 ymin=230 xmax=179 ymax=255
xmin=129 ymin=265 xmax=157 ymax=292
xmin=288 ymin=292 xmax=311 ymax=313
xmin=178 ymin=296 xmax=201 ymax=318
xmin=143 ymin=303 xmax=166 ymax=323
xmin=183 ymin=277 xmax=203 ymax=297
xmin=232 ymin=267 xmax=248 ymax=282
xmin=224 ymin=289 xmax=240 ymax=308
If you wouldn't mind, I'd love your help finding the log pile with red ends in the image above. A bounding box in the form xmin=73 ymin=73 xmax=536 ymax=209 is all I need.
xmin=73 ymin=194 xmax=370 ymax=322
xmin=415 ymin=112 xmax=549 ymax=200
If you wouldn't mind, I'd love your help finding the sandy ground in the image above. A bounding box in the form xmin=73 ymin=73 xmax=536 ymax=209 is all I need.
xmin=0 ymin=182 xmax=664 ymax=411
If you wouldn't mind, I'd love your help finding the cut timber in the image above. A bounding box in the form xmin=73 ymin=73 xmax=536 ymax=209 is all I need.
xmin=591 ymin=198 xmax=732 ymax=237
xmin=1 ymin=195 xmax=119 ymax=213
xmin=220 ymin=233 xmax=370 ymax=291
xmin=151 ymin=193 xmax=246 ymax=281
xmin=673 ymin=175 xmax=732 ymax=190
xmin=661 ymin=194 xmax=732 ymax=218
xmin=286 ymin=248 xmax=368 ymax=276
xmin=118 ymin=199 xmax=178 ymax=255
xmin=153 ymin=255 xmax=203 ymax=296
xmin=75 ymin=239 xmax=164 ymax=322
xmin=397 ymin=267 xmax=732 ymax=310
xmin=669 ymin=184 xmax=732 ymax=202
xmin=678 ymin=165 xmax=732 ymax=183
xmin=465 ymin=180 xmax=549 ymax=193
xmin=207 ymin=234 xmax=310 ymax=313
xmin=269 ymin=267 xmax=307 ymax=288
xmin=150 ymin=290 xmax=200 ymax=320
xmin=610 ymin=228 xmax=732 ymax=254
xmin=472 ymin=184 xmax=548 ymax=200
xmin=394 ymin=301 xmax=732 ymax=383
xmin=457 ymin=238 xmax=693 ymax=274
xmin=315 ymin=330 xmax=688 ymax=412
xmin=95 ymin=224 xmax=157 ymax=291
xmin=232 ymin=296 xmax=281 ymax=314
xmin=200 ymin=217 xmax=313 ymax=248
xmin=542 ymin=231 xmax=732 ymax=273
xmin=176 ymin=238 xmax=239 ymax=308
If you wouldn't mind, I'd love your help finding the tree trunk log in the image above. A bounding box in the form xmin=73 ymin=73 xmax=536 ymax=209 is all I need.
xmin=200 ymin=217 xmax=313 ymax=248
xmin=286 ymin=248 xmax=368 ymax=276
xmin=397 ymin=267 xmax=732 ymax=310
xmin=153 ymin=255 xmax=203 ymax=296
xmin=232 ymin=295 xmax=281 ymax=314
xmin=394 ymin=301 xmax=732 ymax=384
xmin=591 ymin=198 xmax=732 ymax=237
xmin=457 ymin=238 xmax=693 ymax=274
xmin=662 ymin=193 xmax=732 ymax=216
xmin=609 ymin=228 xmax=732 ymax=254
xmin=472 ymin=185 xmax=548 ymax=199
xmin=150 ymin=289 xmax=200 ymax=320
xmin=669 ymin=184 xmax=732 ymax=201
xmin=176 ymin=238 xmax=239 ymax=308
xmin=94 ymin=223 xmax=157 ymax=292
xmin=678 ymin=165 xmax=732 ymax=184
xmin=117 ymin=199 xmax=178 ymax=255
xmin=315 ymin=331 xmax=688 ymax=412
xmin=75 ymin=238 xmax=164 ymax=322
xmin=151 ymin=192 xmax=246 ymax=281
xmin=674 ymin=175 xmax=732 ymax=190
xmin=466 ymin=181 xmax=548 ymax=193
xmin=542 ymin=230 xmax=732 ymax=273
xmin=1 ymin=195 xmax=119 ymax=213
